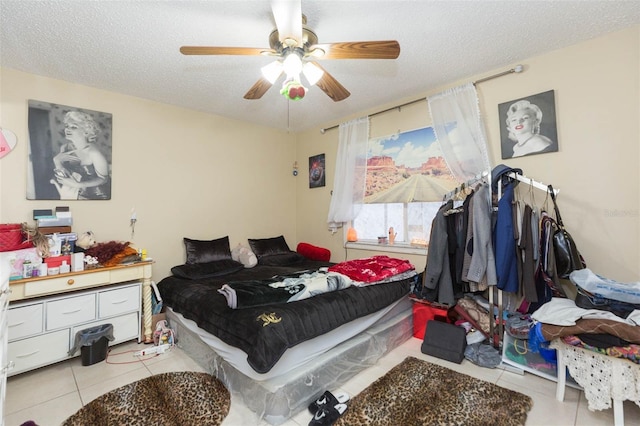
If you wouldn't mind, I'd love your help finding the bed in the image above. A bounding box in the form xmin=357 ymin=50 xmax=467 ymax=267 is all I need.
xmin=156 ymin=235 xmax=417 ymax=424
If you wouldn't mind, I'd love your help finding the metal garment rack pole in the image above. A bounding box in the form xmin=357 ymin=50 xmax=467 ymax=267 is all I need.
xmin=505 ymin=171 xmax=559 ymax=195
xmin=319 ymin=65 xmax=523 ymax=134
xmin=442 ymin=171 xmax=490 ymax=201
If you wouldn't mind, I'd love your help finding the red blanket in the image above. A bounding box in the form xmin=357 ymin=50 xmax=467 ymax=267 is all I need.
xmin=328 ymin=255 xmax=414 ymax=283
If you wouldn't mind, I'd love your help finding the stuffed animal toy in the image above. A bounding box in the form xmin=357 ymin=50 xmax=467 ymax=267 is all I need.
xmin=231 ymin=244 xmax=258 ymax=268
xmin=76 ymin=231 xmax=97 ymax=251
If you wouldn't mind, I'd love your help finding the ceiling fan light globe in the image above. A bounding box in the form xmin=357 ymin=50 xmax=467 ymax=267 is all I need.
xmin=282 ymin=53 xmax=303 ymax=78
xmin=261 ymin=61 xmax=283 ymax=84
xmin=303 ymin=62 xmax=324 ymax=86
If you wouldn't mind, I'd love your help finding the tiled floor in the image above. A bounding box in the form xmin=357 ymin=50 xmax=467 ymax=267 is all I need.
xmin=5 ymin=337 xmax=640 ymax=426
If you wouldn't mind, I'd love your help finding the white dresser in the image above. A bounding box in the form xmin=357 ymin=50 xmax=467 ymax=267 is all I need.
xmin=8 ymin=282 xmax=141 ymax=375
xmin=0 ymin=252 xmax=12 ymax=424
xmin=5 ymin=261 xmax=154 ymax=376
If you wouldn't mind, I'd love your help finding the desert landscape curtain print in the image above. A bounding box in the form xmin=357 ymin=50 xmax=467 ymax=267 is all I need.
xmin=365 ymin=127 xmax=457 ymax=203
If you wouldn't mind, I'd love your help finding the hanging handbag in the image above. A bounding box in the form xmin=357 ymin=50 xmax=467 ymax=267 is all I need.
xmin=548 ymin=185 xmax=585 ymax=278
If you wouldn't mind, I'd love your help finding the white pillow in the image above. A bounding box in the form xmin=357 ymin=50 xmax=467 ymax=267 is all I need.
xmin=231 ymin=244 xmax=257 ymax=268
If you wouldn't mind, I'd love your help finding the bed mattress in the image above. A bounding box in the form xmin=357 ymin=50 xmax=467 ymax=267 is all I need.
xmin=158 ymin=261 xmax=414 ymax=373
xmin=166 ymin=296 xmax=413 ymax=425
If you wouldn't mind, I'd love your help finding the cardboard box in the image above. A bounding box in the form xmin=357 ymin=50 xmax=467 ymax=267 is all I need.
xmin=44 ymin=255 xmax=71 ymax=268
xmin=38 ymin=226 xmax=72 ymax=234
xmin=71 ymin=252 xmax=84 ymax=272
xmin=6 ymin=247 xmax=42 ymax=280
xmin=142 ymin=311 xmax=167 ymax=340
xmin=37 ymin=216 xmax=72 ymax=227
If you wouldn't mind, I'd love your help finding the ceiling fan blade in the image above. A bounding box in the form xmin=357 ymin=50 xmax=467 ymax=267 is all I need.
xmin=244 ymin=77 xmax=274 ymax=100
xmin=312 ymin=62 xmax=350 ymax=102
xmin=180 ymin=46 xmax=274 ymax=56
xmin=271 ymin=0 xmax=302 ymax=46
xmin=308 ymin=40 xmax=400 ymax=60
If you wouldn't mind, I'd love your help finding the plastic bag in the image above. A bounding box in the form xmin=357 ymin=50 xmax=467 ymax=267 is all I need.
xmin=153 ymin=320 xmax=175 ymax=346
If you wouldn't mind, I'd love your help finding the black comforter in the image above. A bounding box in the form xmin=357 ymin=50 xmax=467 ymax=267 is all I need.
xmin=157 ymin=260 xmax=413 ymax=373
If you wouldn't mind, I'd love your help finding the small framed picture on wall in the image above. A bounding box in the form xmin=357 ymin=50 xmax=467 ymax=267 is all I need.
xmin=498 ymin=90 xmax=559 ymax=159
xmin=309 ymin=153 xmax=325 ymax=188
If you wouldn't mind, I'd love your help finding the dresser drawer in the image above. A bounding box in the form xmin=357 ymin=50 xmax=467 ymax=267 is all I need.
xmin=8 ymin=329 xmax=70 ymax=376
xmin=99 ymin=285 xmax=140 ymax=318
xmin=24 ymin=270 xmax=111 ymax=297
xmin=46 ymin=294 xmax=96 ymax=330
xmin=8 ymin=304 xmax=43 ymax=340
xmin=110 ymin=267 xmax=145 ymax=284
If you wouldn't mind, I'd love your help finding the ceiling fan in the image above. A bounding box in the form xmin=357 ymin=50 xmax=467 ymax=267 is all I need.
xmin=180 ymin=0 xmax=400 ymax=102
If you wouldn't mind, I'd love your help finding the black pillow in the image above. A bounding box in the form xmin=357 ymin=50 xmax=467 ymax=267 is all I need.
xmin=171 ymin=259 xmax=244 ymax=280
xmin=248 ymin=235 xmax=292 ymax=258
xmin=258 ymin=252 xmax=305 ymax=266
xmin=184 ymin=236 xmax=232 ymax=264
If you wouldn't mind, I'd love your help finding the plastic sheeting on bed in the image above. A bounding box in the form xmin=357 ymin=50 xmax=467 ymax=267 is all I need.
xmin=166 ymin=297 xmax=413 ymax=425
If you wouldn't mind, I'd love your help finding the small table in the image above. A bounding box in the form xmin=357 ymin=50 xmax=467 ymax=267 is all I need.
xmin=552 ymin=339 xmax=640 ymax=426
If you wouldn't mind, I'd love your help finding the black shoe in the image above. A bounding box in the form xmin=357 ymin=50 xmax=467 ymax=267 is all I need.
xmin=309 ymin=403 xmax=347 ymax=426
xmin=307 ymin=390 xmax=349 ymax=414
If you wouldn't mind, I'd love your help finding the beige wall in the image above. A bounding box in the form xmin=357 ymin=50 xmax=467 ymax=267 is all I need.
xmin=1 ymin=26 xmax=638 ymax=282
xmin=296 ymin=25 xmax=640 ymax=282
xmin=0 ymin=69 xmax=297 ymax=279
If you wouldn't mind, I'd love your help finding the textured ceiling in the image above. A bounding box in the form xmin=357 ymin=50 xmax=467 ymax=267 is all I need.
xmin=1 ymin=1 xmax=639 ymax=132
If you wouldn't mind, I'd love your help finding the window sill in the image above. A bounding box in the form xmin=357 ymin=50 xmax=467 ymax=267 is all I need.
xmin=345 ymin=241 xmax=428 ymax=256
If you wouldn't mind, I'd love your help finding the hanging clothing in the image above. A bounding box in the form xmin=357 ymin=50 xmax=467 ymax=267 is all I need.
xmin=448 ymin=192 xmax=473 ymax=297
xmin=519 ymin=204 xmax=538 ymax=302
xmin=495 ymin=183 xmax=519 ymax=293
xmin=467 ymin=183 xmax=497 ymax=289
xmin=461 ymin=190 xmax=475 ymax=287
xmin=423 ymin=200 xmax=455 ymax=306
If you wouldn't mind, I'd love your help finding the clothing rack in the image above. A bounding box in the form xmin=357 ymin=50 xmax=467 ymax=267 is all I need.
xmin=490 ymin=172 xmax=560 ymax=348
xmin=499 ymin=171 xmax=559 ymax=198
xmin=442 ymin=171 xmax=490 ymax=202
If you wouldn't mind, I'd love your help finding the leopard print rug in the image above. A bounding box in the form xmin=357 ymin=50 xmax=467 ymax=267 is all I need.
xmin=335 ymin=356 xmax=533 ymax=426
xmin=62 ymin=371 xmax=230 ymax=426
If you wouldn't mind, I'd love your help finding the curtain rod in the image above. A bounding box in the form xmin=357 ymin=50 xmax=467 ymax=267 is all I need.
xmin=319 ymin=64 xmax=524 ymax=134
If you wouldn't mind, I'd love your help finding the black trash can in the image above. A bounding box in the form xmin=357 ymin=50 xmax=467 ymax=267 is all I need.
xmin=69 ymin=323 xmax=115 ymax=366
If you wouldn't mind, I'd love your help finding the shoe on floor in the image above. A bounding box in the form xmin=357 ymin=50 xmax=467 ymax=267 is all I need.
xmin=309 ymin=403 xmax=348 ymax=426
xmin=308 ymin=390 xmax=349 ymax=414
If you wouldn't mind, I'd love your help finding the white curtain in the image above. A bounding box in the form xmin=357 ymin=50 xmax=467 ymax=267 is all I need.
xmin=427 ymin=83 xmax=491 ymax=181
xmin=327 ymin=116 xmax=369 ymax=232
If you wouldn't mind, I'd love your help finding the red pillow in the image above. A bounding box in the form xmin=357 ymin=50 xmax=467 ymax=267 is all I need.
xmin=296 ymin=242 xmax=331 ymax=262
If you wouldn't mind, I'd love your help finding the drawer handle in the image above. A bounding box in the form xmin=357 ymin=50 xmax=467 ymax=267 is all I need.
xmin=16 ymin=350 xmax=39 ymax=358
xmin=63 ymin=309 xmax=82 ymax=315
xmin=67 ymin=279 xmax=75 ymax=285
xmin=112 ymin=300 xmax=128 ymax=305
xmin=8 ymin=321 xmax=25 ymax=328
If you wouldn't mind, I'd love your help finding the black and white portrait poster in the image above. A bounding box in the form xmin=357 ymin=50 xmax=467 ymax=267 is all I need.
xmin=309 ymin=153 xmax=326 ymax=188
xmin=498 ymin=90 xmax=558 ymax=159
xmin=27 ymin=100 xmax=112 ymax=200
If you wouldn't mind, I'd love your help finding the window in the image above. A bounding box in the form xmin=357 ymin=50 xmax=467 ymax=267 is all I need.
xmin=347 ymin=126 xmax=455 ymax=250
xmin=352 ymin=201 xmax=441 ymax=245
